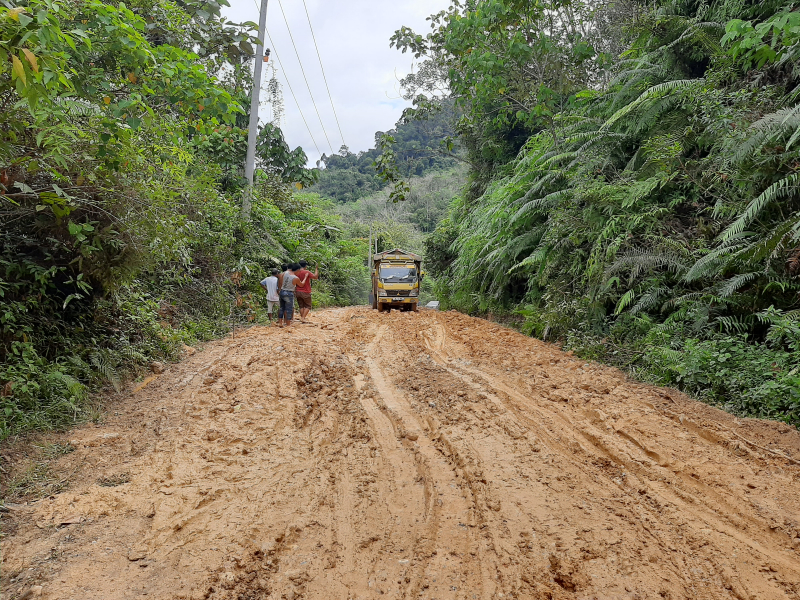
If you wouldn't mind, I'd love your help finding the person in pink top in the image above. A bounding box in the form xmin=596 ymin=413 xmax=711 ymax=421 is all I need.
xmin=294 ymin=259 xmax=319 ymax=323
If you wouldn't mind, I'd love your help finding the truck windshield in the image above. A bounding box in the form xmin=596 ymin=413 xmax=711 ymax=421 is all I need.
xmin=380 ymin=266 xmax=417 ymax=282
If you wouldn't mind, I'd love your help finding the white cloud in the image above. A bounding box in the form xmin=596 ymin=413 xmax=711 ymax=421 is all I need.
xmin=222 ymin=0 xmax=448 ymax=164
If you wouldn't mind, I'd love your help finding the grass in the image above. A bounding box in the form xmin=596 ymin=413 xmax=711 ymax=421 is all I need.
xmin=3 ymin=461 xmax=66 ymax=501
xmin=1 ymin=442 xmax=75 ymax=502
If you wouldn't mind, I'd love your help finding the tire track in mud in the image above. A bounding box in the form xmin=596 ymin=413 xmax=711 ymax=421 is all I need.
xmin=360 ymin=324 xmax=493 ymax=599
xmin=3 ymin=307 xmax=800 ymax=600
xmin=449 ymin=352 xmax=799 ymax=573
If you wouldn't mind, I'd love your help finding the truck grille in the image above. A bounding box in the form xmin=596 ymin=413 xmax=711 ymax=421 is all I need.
xmin=386 ymin=290 xmax=411 ymax=297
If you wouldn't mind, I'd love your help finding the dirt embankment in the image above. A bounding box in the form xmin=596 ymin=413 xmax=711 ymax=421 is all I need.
xmin=3 ymin=307 xmax=800 ymax=600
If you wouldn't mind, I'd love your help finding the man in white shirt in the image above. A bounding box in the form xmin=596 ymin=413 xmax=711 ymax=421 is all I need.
xmin=260 ymin=269 xmax=280 ymax=326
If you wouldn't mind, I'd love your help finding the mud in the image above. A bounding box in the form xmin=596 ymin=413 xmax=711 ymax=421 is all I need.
xmin=3 ymin=306 xmax=800 ymax=600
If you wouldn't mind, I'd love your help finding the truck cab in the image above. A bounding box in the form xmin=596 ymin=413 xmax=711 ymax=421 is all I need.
xmin=371 ymin=249 xmax=423 ymax=312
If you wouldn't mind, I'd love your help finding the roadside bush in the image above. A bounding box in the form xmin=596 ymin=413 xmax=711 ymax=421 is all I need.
xmin=643 ymin=334 xmax=800 ymax=425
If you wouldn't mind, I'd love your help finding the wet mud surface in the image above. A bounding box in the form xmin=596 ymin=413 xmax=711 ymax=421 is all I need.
xmin=3 ymin=307 xmax=800 ymax=599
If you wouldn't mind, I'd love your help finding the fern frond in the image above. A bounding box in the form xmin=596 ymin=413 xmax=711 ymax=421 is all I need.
xmin=511 ymin=189 xmax=570 ymax=221
xmin=662 ymin=21 xmax=725 ymax=55
xmin=511 ymin=247 xmax=549 ymax=272
xmin=602 ymin=80 xmax=702 ymax=130
xmin=731 ymin=105 xmax=800 ymax=164
xmin=89 ymin=351 xmax=121 ymax=391
xmin=540 ymin=152 xmax=578 ymax=168
xmin=631 ymin=286 xmax=668 ymax=314
xmin=719 ymin=174 xmax=800 ymax=242
xmin=739 ymin=213 xmax=800 ymax=266
xmin=717 ymin=272 xmax=759 ymax=297
xmin=682 ymin=237 xmax=747 ymax=282
xmin=614 ymin=289 xmax=636 ymax=315
xmin=716 ymin=315 xmax=753 ymax=334
xmin=608 ymin=248 xmax=688 ymax=278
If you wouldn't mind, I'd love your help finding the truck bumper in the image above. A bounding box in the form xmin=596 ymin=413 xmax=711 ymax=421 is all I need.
xmin=379 ymin=297 xmax=418 ymax=305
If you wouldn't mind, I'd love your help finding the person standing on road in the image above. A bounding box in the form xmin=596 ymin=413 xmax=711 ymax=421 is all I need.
xmin=260 ymin=268 xmax=280 ymax=326
xmin=294 ymin=259 xmax=319 ymax=323
xmin=276 ymin=263 xmax=288 ymax=291
xmin=278 ymin=263 xmax=308 ymax=327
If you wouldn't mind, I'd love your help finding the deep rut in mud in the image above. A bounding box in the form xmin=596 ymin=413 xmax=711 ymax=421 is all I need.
xmin=3 ymin=307 xmax=800 ymax=600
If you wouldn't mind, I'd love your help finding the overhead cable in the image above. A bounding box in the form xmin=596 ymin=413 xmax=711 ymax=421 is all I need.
xmin=264 ymin=31 xmax=323 ymax=158
xmin=274 ymin=0 xmax=335 ymax=155
xmin=247 ymin=0 xmax=322 ymax=157
xmin=300 ymin=0 xmax=347 ymax=149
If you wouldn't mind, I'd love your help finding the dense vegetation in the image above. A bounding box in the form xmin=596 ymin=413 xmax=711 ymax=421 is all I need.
xmin=396 ymin=0 xmax=800 ymax=424
xmin=0 ymin=0 xmax=369 ymax=438
xmin=310 ymin=101 xmax=461 ymax=203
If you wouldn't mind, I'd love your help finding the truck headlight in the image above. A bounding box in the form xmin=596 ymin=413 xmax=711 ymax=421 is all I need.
xmin=409 ymin=289 xmax=418 ymax=297
xmin=378 ymin=290 xmax=387 ymax=297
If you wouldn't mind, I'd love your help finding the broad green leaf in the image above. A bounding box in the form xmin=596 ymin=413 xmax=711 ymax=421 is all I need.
xmin=52 ymin=184 xmax=70 ymax=198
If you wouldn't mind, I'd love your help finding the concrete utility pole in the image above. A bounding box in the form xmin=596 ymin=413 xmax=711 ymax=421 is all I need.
xmin=242 ymin=0 xmax=269 ymax=221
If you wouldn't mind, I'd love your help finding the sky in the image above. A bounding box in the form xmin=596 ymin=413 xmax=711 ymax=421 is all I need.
xmin=221 ymin=0 xmax=450 ymax=165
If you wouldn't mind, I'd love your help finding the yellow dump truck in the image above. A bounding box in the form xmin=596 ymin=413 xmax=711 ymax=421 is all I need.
xmin=370 ymin=249 xmax=423 ymax=312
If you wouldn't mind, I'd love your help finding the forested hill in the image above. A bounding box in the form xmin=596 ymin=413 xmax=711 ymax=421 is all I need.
xmin=396 ymin=0 xmax=800 ymax=424
xmin=310 ymin=100 xmax=460 ymax=203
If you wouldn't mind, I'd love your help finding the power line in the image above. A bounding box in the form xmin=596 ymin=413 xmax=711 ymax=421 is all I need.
xmin=300 ymin=0 xmax=347 ymax=149
xmin=274 ymin=0 xmax=335 ymax=156
xmin=263 ymin=31 xmax=323 ymax=158
xmin=247 ymin=0 xmax=329 ymax=159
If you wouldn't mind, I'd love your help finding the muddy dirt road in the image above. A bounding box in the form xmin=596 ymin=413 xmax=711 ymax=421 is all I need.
xmin=4 ymin=307 xmax=800 ymax=600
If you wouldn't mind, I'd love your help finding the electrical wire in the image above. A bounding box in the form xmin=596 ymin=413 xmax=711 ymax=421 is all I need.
xmin=248 ymin=0 xmax=322 ymax=157
xmin=264 ymin=32 xmax=323 ymax=158
xmin=300 ymin=0 xmax=347 ymax=149
xmin=274 ymin=0 xmax=335 ymax=155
